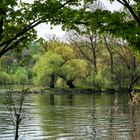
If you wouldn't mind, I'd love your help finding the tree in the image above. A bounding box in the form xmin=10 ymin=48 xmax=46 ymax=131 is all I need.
xmin=68 ymin=29 xmax=99 ymax=73
xmin=33 ymin=51 xmax=65 ymax=87
xmin=100 ymin=36 xmax=140 ymax=91
xmin=33 ymin=41 xmax=71 ymax=87
xmin=63 ymin=0 xmax=140 ymax=49
xmin=1 ymin=0 xmax=140 ymax=57
xmin=0 ymin=0 xmax=37 ymax=57
xmin=0 ymin=0 xmax=83 ymax=57
xmin=111 ymin=41 xmax=140 ymax=91
xmin=33 ymin=40 xmax=89 ymax=88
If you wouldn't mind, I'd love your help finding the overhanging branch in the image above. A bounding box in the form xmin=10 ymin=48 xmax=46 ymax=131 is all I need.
xmin=117 ymin=0 xmax=140 ymax=27
xmin=0 ymin=0 xmax=75 ymax=57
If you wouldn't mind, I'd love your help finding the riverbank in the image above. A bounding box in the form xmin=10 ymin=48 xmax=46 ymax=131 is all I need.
xmin=1 ymin=86 xmax=140 ymax=95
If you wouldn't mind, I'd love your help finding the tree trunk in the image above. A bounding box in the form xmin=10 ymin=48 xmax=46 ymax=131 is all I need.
xmin=129 ymin=56 xmax=137 ymax=90
xmin=89 ymin=33 xmax=97 ymax=72
xmin=93 ymin=47 xmax=97 ymax=73
xmin=66 ymin=80 xmax=75 ymax=88
xmin=103 ymin=36 xmax=114 ymax=73
xmin=128 ymin=56 xmax=139 ymax=100
xmin=110 ymin=53 xmax=114 ymax=74
xmin=50 ymin=73 xmax=56 ymax=88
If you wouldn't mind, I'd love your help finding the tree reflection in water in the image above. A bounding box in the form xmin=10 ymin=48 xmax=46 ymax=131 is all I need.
xmin=85 ymin=95 xmax=96 ymax=140
xmin=85 ymin=93 xmax=140 ymax=140
xmin=29 ymin=93 xmax=140 ymax=140
xmin=129 ymin=101 xmax=139 ymax=140
xmin=128 ymin=91 xmax=140 ymax=140
xmin=49 ymin=94 xmax=55 ymax=106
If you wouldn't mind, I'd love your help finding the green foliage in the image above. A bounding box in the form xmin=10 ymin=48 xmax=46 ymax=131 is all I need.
xmin=1 ymin=0 xmax=140 ymax=90
xmin=33 ymin=41 xmax=89 ymax=87
xmin=47 ymin=41 xmax=75 ymax=60
xmin=94 ymin=70 xmax=110 ymax=90
xmin=14 ymin=67 xmax=29 ymax=85
xmin=34 ymin=51 xmax=64 ymax=74
xmin=33 ymin=74 xmax=50 ymax=86
xmin=33 ymin=51 xmax=64 ymax=86
xmin=84 ymin=69 xmax=110 ymax=91
xmin=0 ymin=0 xmax=95 ymax=56
xmin=0 ymin=0 xmax=140 ymax=57
xmin=55 ymin=78 xmax=67 ymax=88
xmin=0 ymin=71 xmax=13 ymax=84
xmin=59 ymin=59 xmax=88 ymax=81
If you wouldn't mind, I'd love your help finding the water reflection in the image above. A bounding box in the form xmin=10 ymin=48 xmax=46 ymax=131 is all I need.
xmin=0 ymin=92 xmax=140 ymax=139
xmin=49 ymin=94 xmax=55 ymax=106
xmin=129 ymin=100 xmax=140 ymax=140
xmin=67 ymin=94 xmax=73 ymax=105
xmin=86 ymin=94 xmax=96 ymax=140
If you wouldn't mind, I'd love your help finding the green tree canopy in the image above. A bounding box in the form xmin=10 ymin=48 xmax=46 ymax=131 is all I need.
xmin=33 ymin=40 xmax=89 ymax=88
xmin=1 ymin=0 xmax=140 ymax=57
xmin=0 ymin=0 xmax=83 ymax=57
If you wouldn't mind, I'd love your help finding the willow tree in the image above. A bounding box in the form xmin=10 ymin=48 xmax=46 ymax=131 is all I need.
xmin=33 ymin=40 xmax=89 ymax=88
xmin=33 ymin=41 xmax=75 ymax=88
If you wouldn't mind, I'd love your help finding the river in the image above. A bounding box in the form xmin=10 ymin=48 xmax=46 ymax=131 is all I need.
xmin=0 ymin=92 xmax=140 ymax=140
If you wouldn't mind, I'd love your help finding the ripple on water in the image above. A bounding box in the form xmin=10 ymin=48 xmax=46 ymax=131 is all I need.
xmin=0 ymin=93 xmax=140 ymax=140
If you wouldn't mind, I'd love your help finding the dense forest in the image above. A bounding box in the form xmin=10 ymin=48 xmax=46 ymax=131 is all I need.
xmin=0 ymin=0 xmax=140 ymax=92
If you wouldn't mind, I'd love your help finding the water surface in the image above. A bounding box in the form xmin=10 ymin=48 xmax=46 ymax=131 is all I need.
xmin=0 ymin=92 xmax=140 ymax=140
